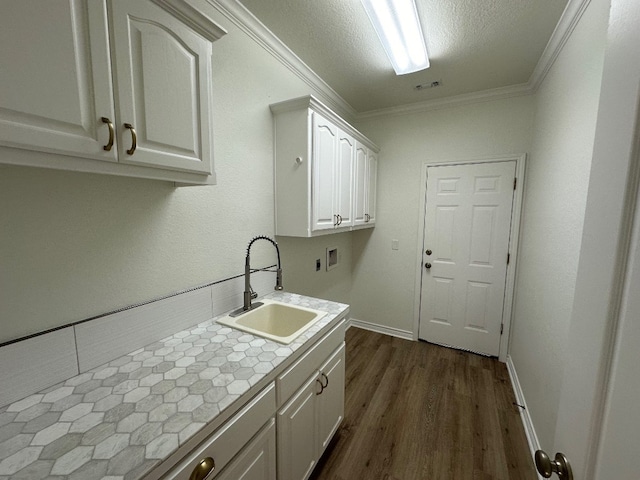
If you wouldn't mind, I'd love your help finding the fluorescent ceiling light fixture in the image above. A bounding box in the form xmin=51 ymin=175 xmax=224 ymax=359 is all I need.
xmin=361 ymin=0 xmax=429 ymax=75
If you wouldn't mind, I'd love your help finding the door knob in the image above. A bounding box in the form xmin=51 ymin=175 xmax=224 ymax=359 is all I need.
xmin=535 ymin=450 xmax=573 ymax=480
xmin=425 ymin=249 xmax=432 ymax=255
xmin=425 ymin=263 xmax=432 ymax=269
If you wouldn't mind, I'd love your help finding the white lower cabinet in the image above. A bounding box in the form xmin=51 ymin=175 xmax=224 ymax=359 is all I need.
xmin=316 ymin=346 xmax=346 ymax=453
xmin=277 ymin=342 xmax=346 ymax=480
xmin=277 ymin=373 xmax=321 ymax=480
xmin=161 ymin=319 xmax=346 ymax=480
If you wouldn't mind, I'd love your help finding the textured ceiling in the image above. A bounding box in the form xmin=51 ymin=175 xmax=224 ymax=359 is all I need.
xmin=237 ymin=0 xmax=569 ymax=113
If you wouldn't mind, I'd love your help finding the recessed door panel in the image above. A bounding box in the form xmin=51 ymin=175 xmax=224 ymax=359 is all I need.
xmin=432 ymin=277 xmax=454 ymax=325
xmin=434 ymin=206 xmax=457 ymax=263
xmin=469 ymin=205 xmax=497 ymax=266
xmin=464 ymin=281 xmax=491 ymax=331
xmin=474 ymin=175 xmax=501 ymax=193
xmin=134 ymin=24 xmax=198 ymax=153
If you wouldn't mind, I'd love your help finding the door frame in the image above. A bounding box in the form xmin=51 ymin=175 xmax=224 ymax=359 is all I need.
xmin=412 ymin=154 xmax=526 ymax=362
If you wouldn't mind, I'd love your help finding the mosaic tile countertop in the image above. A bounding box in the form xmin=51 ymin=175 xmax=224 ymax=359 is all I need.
xmin=0 ymin=293 xmax=349 ymax=480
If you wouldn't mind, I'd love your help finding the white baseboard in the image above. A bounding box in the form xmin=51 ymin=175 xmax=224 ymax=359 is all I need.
xmin=348 ymin=318 xmax=414 ymax=341
xmin=506 ymin=355 xmax=544 ymax=480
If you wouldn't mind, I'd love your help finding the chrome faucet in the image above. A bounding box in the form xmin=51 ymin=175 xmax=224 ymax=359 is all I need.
xmin=230 ymin=235 xmax=283 ymax=316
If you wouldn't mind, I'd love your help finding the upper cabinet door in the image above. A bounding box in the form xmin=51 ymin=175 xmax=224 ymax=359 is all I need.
xmin=336 ymin=131 xmax=354 ymax=227
xmin=0 ymin=0 xmax=117 ymax=162
xmin=109 ymin=0 xmax=213 ymax=174
xmin=353 ymin=142 xmax=368 ymax=226
xmin=312 ymin=113 xmax=338 ymax=231
xmin=366 ymin=149 xmax=378 ymax=224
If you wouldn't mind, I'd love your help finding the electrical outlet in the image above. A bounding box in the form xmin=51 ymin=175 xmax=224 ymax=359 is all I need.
xmin=316 ymin=259 xmax=321 ymax=271
xmin=392 ymin=239 xmax=399 ymax=250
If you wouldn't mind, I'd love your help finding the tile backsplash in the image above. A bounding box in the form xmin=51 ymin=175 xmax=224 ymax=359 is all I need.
xmin=0 ymin=270 xmax=276 ymax=408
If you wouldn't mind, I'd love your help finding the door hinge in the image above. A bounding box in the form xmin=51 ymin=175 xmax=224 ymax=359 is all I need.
xmin=507 ymin=253 xmax=510 ymax=264
xmin=500 ymin=324 xmax=504 ymax=335
xmin=513 ymin=177 xmax=517 ymax=190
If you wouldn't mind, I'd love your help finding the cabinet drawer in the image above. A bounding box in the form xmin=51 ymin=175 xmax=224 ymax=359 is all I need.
xmin=277 ymin=319 xmax=345 ymax=405
xmin=216 ymin=418 xmax=276 ymax=480
xmin=163 ymin=382 xmax=276 ymax=479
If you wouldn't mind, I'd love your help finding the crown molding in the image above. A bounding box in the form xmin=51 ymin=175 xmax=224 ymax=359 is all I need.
xmin=209 ymin=0 xmax=591 ymax=121
xmin=528 ymin=0 xmax=592 ymax=92
xmin=356 ymin=0 xmax=591 ymax=120
xmin=209 ymin=0 xmax=357 ymax=121
xmin=356 ymin=83 xmax=532 ymax=120
xmin=153 ymin=0 xmax=227 ymax=41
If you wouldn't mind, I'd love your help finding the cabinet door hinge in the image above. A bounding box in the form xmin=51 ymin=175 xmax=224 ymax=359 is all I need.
xmin=507 ymin=253 xmax=510 ymax=265
xmin=500 ymin=324 xmax=504 ymax=335
xmin=513 ymin=177 xmax=517 ymax=190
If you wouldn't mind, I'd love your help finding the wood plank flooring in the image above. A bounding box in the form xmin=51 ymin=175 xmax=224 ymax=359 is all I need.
xmin=310 ymin=328 xmax=537 ymax=480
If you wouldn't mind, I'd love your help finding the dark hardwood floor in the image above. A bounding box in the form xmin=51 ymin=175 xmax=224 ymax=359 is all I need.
xmin=310 ymin=327 xmax=537 ymax=480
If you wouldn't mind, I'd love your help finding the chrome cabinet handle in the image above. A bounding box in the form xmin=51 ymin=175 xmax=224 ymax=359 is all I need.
xmin=101 ymin=117 xmax=114 ymax=151
xmin=425 ymin=263 xmax=432 ymax=269
xmin=316 ymin=378 xmax=324 ymax=395
xmin=337 ymin=214 xmax=343 ymax=225
xmin=189 ymin=457 xmax=215 ymax=480
xmin=365 ymin=213 xmax=370 ymax=223
xmin=124 ymin=123 xmax=137 ymax=155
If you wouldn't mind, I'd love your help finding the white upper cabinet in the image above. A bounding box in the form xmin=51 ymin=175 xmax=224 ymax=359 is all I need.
xmin=271 ymin=95 xmax=378 ymax=237
xmin=336 ymin=130 xmax=355 ymax=227
xmin=0 ymin=0 xmax=116 ymax=162
xmin=0 ymin=0 xmax=226 ymax=184
xmin=109 ymin=0 xmax=215 ymax=174
xmin=366 ymin=149 xmax=378 ymax=225
xmin=353 ymin=142 xmax=377 ymax=227
xmin=311 ymin=113 xmax=339 ymax=232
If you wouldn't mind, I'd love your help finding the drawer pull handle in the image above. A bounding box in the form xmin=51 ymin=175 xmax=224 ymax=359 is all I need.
xmin=321 ymin=372 xmax=329 ymax=389
xmin=124 ymin=123 xmax=137 ymax=155
xmin=190 ymin=457 xmax=215 ymax=480
xmin=101 ymin=117 xmax=114 ymax=151
xmin=316 ymin=378 xmax=324 ymax=395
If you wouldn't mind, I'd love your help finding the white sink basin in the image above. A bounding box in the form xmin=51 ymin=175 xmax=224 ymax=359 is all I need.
xmin=216 ymin=299 xmax=327 ymax=344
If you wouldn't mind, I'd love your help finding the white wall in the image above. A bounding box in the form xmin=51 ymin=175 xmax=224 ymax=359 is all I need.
xmin=351 ymin=96 xmax=534 ymax=334
xmin=508 ymin=0 xmax=609 ymax=449
xmin=277 ymin=232 xmax=352 ymax=305
xmin=0 ymin=2 xmax=351 ymax=344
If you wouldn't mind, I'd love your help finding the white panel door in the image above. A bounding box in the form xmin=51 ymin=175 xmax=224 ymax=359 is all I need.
xmin=353 ymin=142 xmax=368 ymax=226
xmin=311 ymin=113 xmax=338 ymax=232
xmin=419 ymin=161 xmax=516 ymax=356
xmin=336 ymin=131 xmax=354 ymax=227
xmin=109 ymin=0 xmax=213 ymax=174
xmin=0 ymin=0 xmax=116 ymax=161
